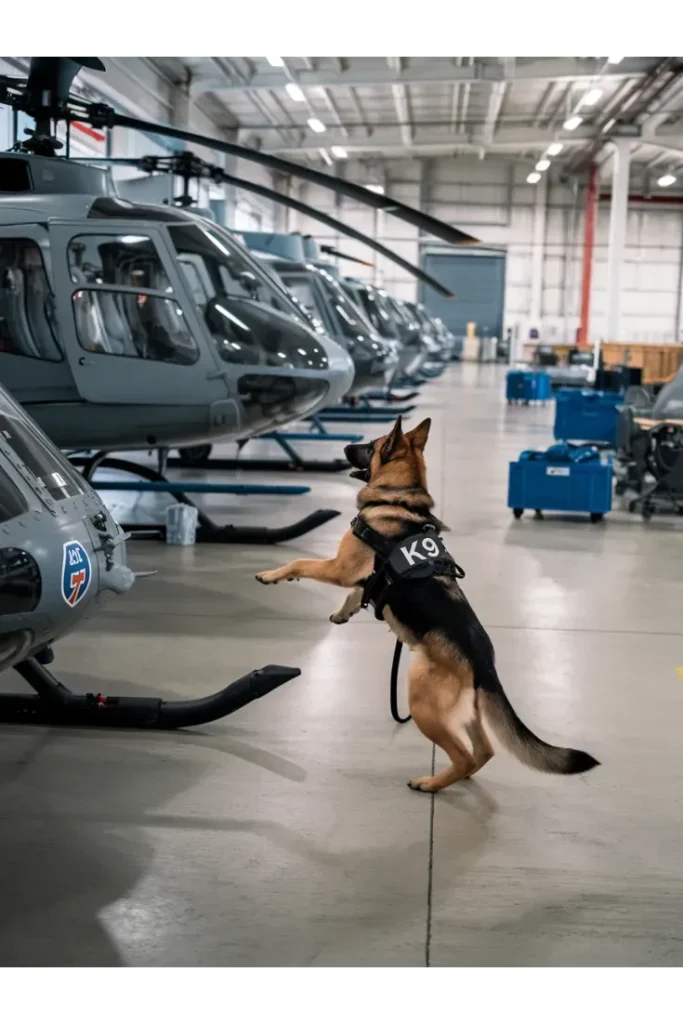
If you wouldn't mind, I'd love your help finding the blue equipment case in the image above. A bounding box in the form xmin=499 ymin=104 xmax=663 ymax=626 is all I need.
xmin=553 ymin=388 xmax=621 ymax=445
xmin=506 ymin=370 xmax=552 ymax=404
xmin=508 ymin=443 xmax=613 ymax=523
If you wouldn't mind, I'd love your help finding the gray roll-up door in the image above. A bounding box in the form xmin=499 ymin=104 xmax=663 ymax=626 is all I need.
xmin=420 ymin=252 xmax=506 ymax=340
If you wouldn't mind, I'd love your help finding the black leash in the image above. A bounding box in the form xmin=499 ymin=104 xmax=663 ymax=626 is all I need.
xmin=390 ymin=638 xmax=411 ymax=724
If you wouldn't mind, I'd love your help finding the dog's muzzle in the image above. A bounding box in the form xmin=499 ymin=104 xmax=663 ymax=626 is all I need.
xmin=345 ymin=441 xmax=373 ymax=482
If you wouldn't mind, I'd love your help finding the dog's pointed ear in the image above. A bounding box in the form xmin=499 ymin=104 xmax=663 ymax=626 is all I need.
xmin=406 ymin=417 xmax=432 ymax=451
xmin=380 ymin=416 xmax=407 ymax=462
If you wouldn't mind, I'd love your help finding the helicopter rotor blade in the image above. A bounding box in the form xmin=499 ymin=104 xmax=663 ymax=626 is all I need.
xmin=213 ymin=169 xmax=455 ymax=297
xmin=68 ymin=154 xmax=455 ymax=294
xmin=26 ymin=58 xmax=105 ymax=108
xmin=106 ymin=112 xmax=479 ymax=248
xmin=319 ymin=244 xmax=375 ymax=268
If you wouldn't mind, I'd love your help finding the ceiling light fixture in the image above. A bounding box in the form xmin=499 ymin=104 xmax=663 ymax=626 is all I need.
xmin=285 ymin=82 xmax=305 ymax=102
xmin=366 ymin=183 xmax=385 ymax=194
xmin=527 ymin=172 xmax=541 ymax=184
xmin=580 ymin=88 xmax=603 ymax=107
xmin=563 ymin=115 xmax=583 ymax=131
xmin=307 ymin=117 xmax=327 ymax=133
xmin=319 ymin=148 xmax=333 ymax=166
xmin=266 ymin=57 xmax=285 ymax=67
xmin=658 ymin=173 xmax=676 ymax=187
xmin=607 ymin=56 xmax=624 ymax=64
xmin=547 ymin=142 xmax=563 ymax=156
xmin=331 ymin=145 xmax=348 ymax=159
xmin=536 ymin=159 xmax=551 ymax=171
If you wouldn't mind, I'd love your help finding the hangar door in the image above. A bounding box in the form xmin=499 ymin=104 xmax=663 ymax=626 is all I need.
xmin=420 ymin=251 xmax=506 ymax=341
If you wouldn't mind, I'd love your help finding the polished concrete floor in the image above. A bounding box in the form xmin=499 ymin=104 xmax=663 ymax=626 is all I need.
xmin=2 ymin=363 xmax=683 ymax=967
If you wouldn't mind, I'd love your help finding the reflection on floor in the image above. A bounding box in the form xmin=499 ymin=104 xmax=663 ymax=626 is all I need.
xmin=2 ymin=363 xmax=683 ymax=967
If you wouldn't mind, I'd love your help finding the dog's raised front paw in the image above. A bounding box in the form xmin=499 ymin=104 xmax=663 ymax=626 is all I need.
xmin=329 ymin=612 xmax=349 ymax=625
xmin=255 ymin=571 xmax=277 ymax=585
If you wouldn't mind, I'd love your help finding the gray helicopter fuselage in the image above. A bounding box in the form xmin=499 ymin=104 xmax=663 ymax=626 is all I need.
xmin=343 ymin=278 xmax=427 ymax=381
xmin=0 ymin=155 xmax=353 ymax=450
xmin=252 ymin=255 xmax=398 ymax=397
xmin=0 ymin=381 xmax=134 ymax=675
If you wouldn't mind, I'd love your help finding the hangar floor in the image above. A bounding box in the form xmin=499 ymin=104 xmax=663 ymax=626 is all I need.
xmin=1 ymin=363 xmax=682 ymax=967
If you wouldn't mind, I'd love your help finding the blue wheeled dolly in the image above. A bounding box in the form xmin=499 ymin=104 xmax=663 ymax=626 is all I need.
xmin=508 ymin=442 xmax=613 ymax=523
xmin=506 ymin=370 xmax=552 ymax=405
xmin=553 ymin=389 xmax=622 ymax=447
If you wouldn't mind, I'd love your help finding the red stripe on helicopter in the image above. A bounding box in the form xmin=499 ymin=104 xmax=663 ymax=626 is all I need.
xmin=72 ymin=122 xmax=106 ymax=143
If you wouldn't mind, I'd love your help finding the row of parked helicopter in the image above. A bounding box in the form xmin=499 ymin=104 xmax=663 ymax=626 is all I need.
xmin=0 ymin=57 xmax=463 ymax=730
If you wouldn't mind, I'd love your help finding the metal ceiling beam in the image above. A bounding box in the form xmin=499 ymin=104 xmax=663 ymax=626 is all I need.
xmin=482 ymin=61 xmax=514 ymax=148
xmin=263 ymin=123 xmax=603 ymax=158
xmin=192 ymin=58 xmax=655 ymax=96
xmin=252 ymin=114 xmax=683 ymax=161
xmin=387 ymin=57 xmax=412 ymax=147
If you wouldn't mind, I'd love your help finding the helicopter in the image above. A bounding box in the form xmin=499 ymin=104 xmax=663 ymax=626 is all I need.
xmin=0 ymin=375 xmax=299 ymax=728
xmin=0 ymin=58 xmax=477 ymax=464
xmin=341 ymin=277 xmax=428 ymax=382
xmin=239 ymin=231 xmax=400 ymax=396
xmin=82 ymin=151 xmax=461 ymax=403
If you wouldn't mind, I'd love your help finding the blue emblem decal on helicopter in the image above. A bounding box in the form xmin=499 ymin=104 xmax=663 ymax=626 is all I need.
xmin=61 ymin=541 xmax=92 ymax=607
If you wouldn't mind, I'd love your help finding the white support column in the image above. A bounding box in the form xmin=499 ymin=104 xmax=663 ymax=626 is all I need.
xmin=605 ymin=139 xmax=631 ymax=342
xmin=529 ymin=173 xmax=548 ymax=332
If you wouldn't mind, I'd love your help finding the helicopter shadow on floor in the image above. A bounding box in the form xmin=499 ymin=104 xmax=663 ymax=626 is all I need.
xmin=0 ymin=724 xmax=213 ymax=967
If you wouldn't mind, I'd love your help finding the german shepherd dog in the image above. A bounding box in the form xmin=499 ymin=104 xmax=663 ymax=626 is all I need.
xmin=256 ymin=416 xmax=599 ymax=792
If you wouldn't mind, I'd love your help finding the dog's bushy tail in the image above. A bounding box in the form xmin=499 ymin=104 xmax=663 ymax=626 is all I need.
xmin=478 ymin=674 xmax=599 ymax=775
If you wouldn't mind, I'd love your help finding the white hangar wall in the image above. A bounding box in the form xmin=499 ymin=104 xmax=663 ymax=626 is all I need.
xmin=290 ymin=156 xmax=683 ymax=345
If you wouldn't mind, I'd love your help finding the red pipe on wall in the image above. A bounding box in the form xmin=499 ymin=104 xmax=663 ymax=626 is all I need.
xmin=577 ymin=165 xmax=598 ymax=349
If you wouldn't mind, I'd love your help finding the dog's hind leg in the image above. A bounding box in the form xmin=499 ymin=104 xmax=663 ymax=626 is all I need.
xmin=406 ymin=651 xmax=477 ymax=793
xmin=329 ymin=586 xmax=363 ymax=624
xmin=463 ymin=698 xmax=495 ymax=778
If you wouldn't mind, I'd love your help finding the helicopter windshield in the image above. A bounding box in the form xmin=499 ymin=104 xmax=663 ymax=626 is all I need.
xmin=169 ymin=225 xmax=329 ymax=369
xmin=0 ymin=384 xmax=86 ymax=501
xmin=312 ymin=267 xmax=378 ymax=341
xmin=349 ymin=284 xmax=397 ymax=340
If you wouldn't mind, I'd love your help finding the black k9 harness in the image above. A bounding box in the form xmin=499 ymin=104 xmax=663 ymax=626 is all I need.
xmin=351 ymin=514 xmax=466 ymax=724
xmin=351 ymin=515 xmax=465 ymax=620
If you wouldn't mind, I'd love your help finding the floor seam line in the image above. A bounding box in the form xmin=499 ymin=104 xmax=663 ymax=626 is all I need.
xmin=425 ymin=743 xmax=436 ymax=968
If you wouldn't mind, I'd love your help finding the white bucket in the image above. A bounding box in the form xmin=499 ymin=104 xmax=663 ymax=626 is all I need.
xmin=165 ymin=503 xmax=198 ymax=545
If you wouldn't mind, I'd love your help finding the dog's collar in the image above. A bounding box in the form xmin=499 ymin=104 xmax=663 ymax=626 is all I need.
xmin=351 ymin=515 xmax=465 ymax=620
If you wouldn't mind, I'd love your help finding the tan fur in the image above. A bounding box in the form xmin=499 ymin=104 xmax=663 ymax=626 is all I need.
xmin=256 ymin=416 xmax=596 ymax=791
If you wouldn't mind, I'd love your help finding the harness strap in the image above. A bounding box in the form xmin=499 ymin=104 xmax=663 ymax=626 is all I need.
xmin=351 ymin=513 xmax=466 ymax=621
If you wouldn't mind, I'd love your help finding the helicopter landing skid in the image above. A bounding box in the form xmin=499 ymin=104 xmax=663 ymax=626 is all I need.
xmin=168 ymin=429 xmax=353 ymax=473
xmin=74 ymin=454 xmax=340 ymax=544
xmin=0 ymin=658 xmax=300 ymax=729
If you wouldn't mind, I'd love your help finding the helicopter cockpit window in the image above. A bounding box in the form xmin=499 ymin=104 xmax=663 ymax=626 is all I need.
xmin=0 ymin=395 xmax=85 ymax=501
xmin=313 ymin=270 xmax=376 ymax=341
xmin=168 ymin=225 xmax=328 ymax=369
xmin=279 ymin=276 xmax=323 ymax=323
xmin=67 ymin=234 xmax=198 ymax=366
xmin=354 ymin=286 xmax=396 ymax=340
xmin=0 ymin=466 xmax=28 ymax=524
xmin=0 ymin=239 xmax=62 ymax=362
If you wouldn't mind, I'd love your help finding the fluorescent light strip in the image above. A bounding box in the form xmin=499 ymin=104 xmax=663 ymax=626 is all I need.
xmin=536 ymin=159 xmax=550 ymax=172
xmin=547 ymin=142 xmax=563 ymax=156
xmin=563 ymin=115 xmax=583 ymax=131
xmin=527 ymin=172 xmax=541 ymax=184
xmin=266 ymin=57 xmax=284 ymax=67
xmin=286 ymin=82 xmax=305 ymax=102
xmin=307 ymin=117 xmax=326 ymax=133
xmin=331 ymin=145 xmax=348 ymax=159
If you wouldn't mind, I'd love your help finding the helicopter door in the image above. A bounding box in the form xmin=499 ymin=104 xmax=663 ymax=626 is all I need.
xmin=48 ymin=223 xmax=226 ymax=405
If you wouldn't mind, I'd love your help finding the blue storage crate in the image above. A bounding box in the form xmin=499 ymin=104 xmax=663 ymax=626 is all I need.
xmin=553 ymin=388 xmax=621 ymax=445
xmin=508 ymin=442 xmax=613 ymax=522
xmin=506 ymin=370 xmax=552 ymax=404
